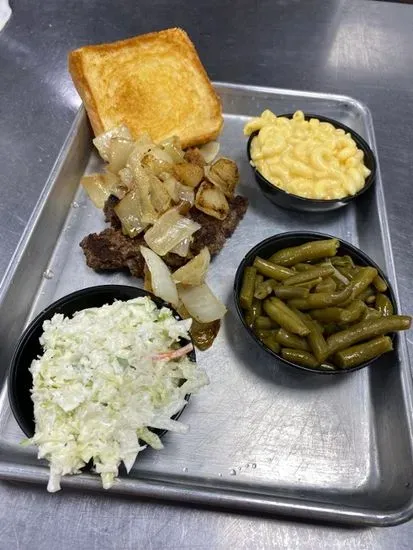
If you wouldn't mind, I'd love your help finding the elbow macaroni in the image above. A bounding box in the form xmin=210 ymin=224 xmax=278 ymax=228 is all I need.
xmin=244 ymin=110 xmax=371 ymax=200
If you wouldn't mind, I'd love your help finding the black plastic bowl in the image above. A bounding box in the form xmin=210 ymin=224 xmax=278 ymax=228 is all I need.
xmin=8 ymin=285 xmax=194 ymax=438
xmin=233 ymin=232 xmax=397 ymax=374
xmin=247 ymin=113 xmax=377 ymax=212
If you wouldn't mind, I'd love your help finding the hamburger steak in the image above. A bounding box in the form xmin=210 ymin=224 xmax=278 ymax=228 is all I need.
xmin=80 ymin=194 xmax=249 ymax=278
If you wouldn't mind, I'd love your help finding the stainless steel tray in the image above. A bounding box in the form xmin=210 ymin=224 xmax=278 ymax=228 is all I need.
xmin=1 ymin=82 xmax=412 ymax=527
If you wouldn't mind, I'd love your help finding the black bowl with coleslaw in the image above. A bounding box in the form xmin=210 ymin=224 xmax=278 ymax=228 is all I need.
xmin=246 ymin=113 xmax=377 ymax=213
xmin=8 ymin=285 xmax=194 ymax=438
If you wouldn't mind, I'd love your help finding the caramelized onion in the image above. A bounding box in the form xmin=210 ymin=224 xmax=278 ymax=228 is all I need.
xmin=107 ymin=138 xmax=135 ymax=174
xmin=198 ymin=141 xmax=220 ymax=164
xmin=170 ymin=237 xmax=192 ymax=257
xmin=172 ymin=248 xmax=210 ymax=286
xmin=144 ymin=209 xmax=201 ymax=256
xmin=93 ymin=125 xmax=132 ymax=162
xmin=195 ymin=181 xmax=229 ymax=220
xmin=178 ymin=283 xmax=227 ymax=323
xmin=140 ymin=246 xmax=178 ymax=307
xmin=114 ymin=189 xmax=148 ymax=237
xmin=81 ymin=173 xmax=124 ymax=208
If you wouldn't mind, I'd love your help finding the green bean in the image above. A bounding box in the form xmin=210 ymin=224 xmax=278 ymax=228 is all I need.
xmin=263 ymin=298 xmax=310 ymax=336
xmin=315 ymin=277 xmax=337 ymax=293
xmin=313 ymin=319 xmax=325 ymax=334
xmin=294 ymin=263 xmax=314 ymax=272
xmin=311 ymin=307 xmax=350 ymax=324
xmin=254 ymin=279 xmax=275 ymax=300
xmin=289 ymin=307 xmax=310 ymax=325
xmin=253 ymin=257 xmax=294 ymax=280
xmin=254 ymin=328 xmax=273 ymax=340
xmin=292 ymin=277 xmax=323 ymax=290
xmin=247 ymin=299 xmax=262 ymax=326
xmin=344 ymin=300 xmax=366 ymax=323
xmin=373 ymin=275 xmax=388 ymax=293
xmin=331 ymin=255 xmax=355 ymax=268
xmin=358 ymin=286 xmax=376 ymax=303
xmin=288 ymin=285 xmax=353 ymax=310
xmin=273 ymin=286 xmax=309 ymax=300
xmin=283 ymin=265 xmax=334 ymax=286
xmin=245 ymin=310 xmax=254 ymax=328
xmin=262 ymin=332 xmax=281 ymax=353
xmin=269 ymin=239 xmax=339 ymax=267
xmin=350 ymin=267 xmax=378 ymax=298
xmin=326 ymin=315 xmax=411 ymax=355
xmin=362 ymin=307 xmax=382 ymax=321
xmin=254 ymin=274 xmax=264 ymax=294
xmin=331 ymin=276 xmax=346 ymax=289
xmin=287 ymin=298 xmax=310 ymax=310
xmin=290 ymin=309 xmax=329 ymax=362
xmin=254 ymin=316 xmax=273 ymax=330
xmin=240 ymin=266 xmax=256 ymax=309
xmin=335 ymin=265 xmax=356 ymax=281
xmin=335 ymin=336 xmax=393 ymax=369
xmin=275 ymin=328 xmax=310 ymax=351
xmin=323 ymin=323 xmax=341 ymax=336
xmin=375 ymin=293 xmax=394 ymax=317
xmin=305 ymin=317 xmax=329 ymax=362
xmin=281 ymin=348 xmax=320 ymax=368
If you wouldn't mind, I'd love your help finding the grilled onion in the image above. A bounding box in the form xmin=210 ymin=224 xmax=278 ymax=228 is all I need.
xmin=159 ymin=172 xmax=180 ymax=202
xmin=160 ymin=136 xmax=185 ymax=163
xmin=127 ymin=164 xmax=159 ymax=224
xmin=204 ymin=157 xmax=239 ymax=198
xmin=170 ymin=237 xmax=192 ymax=257
xmin=198 ymin=141 xmax=220 ymax=164
xmin=93 ymin=125 xmax=132 ymax=162
xmin=178 ymin=283 xmax=227 ymax=323
xmin=140 ymin=246 xmax=178 ymax=307
xmin=114 ymin=189 xmax=148 ymax=237
xmin=173 ymin=163 xmax=204 ymax=188
xmin=172 ymin=248 xmax=210 ymax=286
xmin=176 ymin=182 xmax=195 ymax=206
xmin=126 ymin=134 xmax=154 ymax=172
xmin=81 ymin=173 xmax=125 ymax=208
xmin=195 ymin=181 xmax=229 ymax=220
xmin=107 ymin=138 xmax=135 ymax=174
xmin=118 ymin=167 xmax=134 ymax=189
xmin=141 ymin=153 xmax=173 ymax=176
xmin=147 ymin=172 xmax=172 ymax=214
xmin=175 ymin=302 xmax=221 ymax=350
xmin=144 ymin=209 xmax=201 ymax=256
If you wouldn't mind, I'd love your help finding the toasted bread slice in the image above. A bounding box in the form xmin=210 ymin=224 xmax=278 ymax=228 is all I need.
xmin=68 ymin=28 xmax=223 ymax=148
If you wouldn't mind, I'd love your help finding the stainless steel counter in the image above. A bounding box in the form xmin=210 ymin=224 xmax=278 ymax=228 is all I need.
xmin=1 ymin=0 xmax=413 ymax=547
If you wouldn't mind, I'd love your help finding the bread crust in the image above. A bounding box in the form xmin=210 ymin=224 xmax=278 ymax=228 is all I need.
xmin=68 ymin=28 xmax=223 ymax=147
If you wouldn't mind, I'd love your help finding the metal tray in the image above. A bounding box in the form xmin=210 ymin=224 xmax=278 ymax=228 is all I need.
xmin=0 ymin=82 xmax=412 ymax=527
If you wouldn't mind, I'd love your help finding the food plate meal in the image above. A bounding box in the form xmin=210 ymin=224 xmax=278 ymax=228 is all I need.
xmin=2 ymin=27 xmax=413 ymax=524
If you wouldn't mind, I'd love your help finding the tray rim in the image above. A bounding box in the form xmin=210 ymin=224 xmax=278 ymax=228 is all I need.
xmin=1 ymin=82 xmax=413 ymax=527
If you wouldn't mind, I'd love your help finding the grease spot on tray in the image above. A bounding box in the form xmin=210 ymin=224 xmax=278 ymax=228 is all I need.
xmin=43 ymin=269 xmax=54 ymax=280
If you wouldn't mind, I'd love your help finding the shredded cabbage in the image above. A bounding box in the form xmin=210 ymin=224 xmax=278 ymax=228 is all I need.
xmin=29 ymin=296 xmax=208 ymax=493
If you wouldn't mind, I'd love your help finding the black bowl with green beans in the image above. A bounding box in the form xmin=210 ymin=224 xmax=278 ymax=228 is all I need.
xmin=234 ymin=232 xmax=411 ymax=374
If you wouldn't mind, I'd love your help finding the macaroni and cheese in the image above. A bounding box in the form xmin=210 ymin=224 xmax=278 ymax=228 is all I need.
xmin=244 ymin=110 xmax=371 ymax=200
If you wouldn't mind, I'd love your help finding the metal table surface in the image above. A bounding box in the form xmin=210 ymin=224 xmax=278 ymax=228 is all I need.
xmin=1 ymin=0 xmax=413 ymax=548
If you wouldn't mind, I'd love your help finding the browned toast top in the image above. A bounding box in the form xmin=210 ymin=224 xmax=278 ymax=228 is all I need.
xmin=69 ymin=28 xmax=223 ymax=148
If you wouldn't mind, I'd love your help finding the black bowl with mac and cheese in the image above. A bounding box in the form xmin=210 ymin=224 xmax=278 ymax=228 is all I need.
xmin=246 ymin=112 xmax=376 ymax=213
